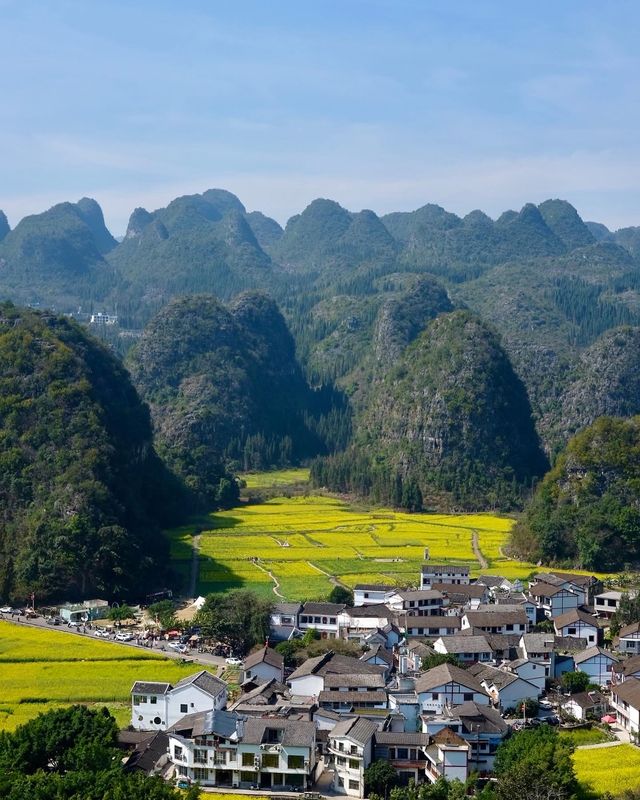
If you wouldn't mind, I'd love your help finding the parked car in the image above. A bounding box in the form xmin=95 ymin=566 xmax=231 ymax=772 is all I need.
xmin=225 ymin=656 xmax=243 ymax=666
xmin=0 ymin=606 xmax=12 ymax=614
xmin=115 ymin=632 xmax=133 ymax=642
xmin=169 ymin=643 xmax=188 ymax=654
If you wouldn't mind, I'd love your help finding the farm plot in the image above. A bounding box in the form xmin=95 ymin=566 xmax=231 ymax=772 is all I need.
xmin=0 ymin=621 xmax=197 ymax=732
xmin=573 ymin=744 xmax=640 ymax=795
xmin=167 ymin=495 xmax=528 ymax=600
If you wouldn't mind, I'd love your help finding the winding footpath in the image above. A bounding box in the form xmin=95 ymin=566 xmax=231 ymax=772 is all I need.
xmin=471 ymin=529 xmax=489 ymax=570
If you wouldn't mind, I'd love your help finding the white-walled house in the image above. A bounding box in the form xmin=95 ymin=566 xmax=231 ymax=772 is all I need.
xmin=353 ymin=584 xmax=396 ymax=606
xmin=617 ymin=622 xmax=640 ymax=655
xmin=461 ymin=607 xmax=529 ymax=635
xmin=402 ymin=616 xmax=462 ymax=638
xmin=131 ymin=671 xmax=227 ymax=731
xmin=471 ymin=664 xmax=540 ymax=711
xmin=612 ymin=654 xmax=640 ymax=684
xmin=298 ymin=602 xmax=345 ymax=639
xmin=561 ymin=690 xmax=607 ymax=722
xmin=421 ymin=565 xmax=470 ymax=589
xmin=328 ymin=717 xmax=378 ymax=798
xmin=168 ymin=710 xmax=317 ymax=790
xmin=388 ymin=589 xmax=448 ymax=616
xmin=423 ymin=728 xmax=469 ymax=785
xmin=573 ymin=646 xmax=619 ymax=687
xmin=241 ymin=647 xmax=284 ymax=684
xmin=433 ymin=635 xmax=493 ymax=664
xmin=594 ymin=591 xmax=624 ymax=619
xmin=415 ymin=664 xmax=490 ymax=714
xmin=505 ymin=658 xmax=546 ymax=693
xmin=528 ymin=582 xmax=579 ymax=618
xmin=611 ymin=677 xmax=640 ymax=739
xmin=287 ymin=652 xmax=385 ymax=698
xmin=553 ymin=609 xmax=599 ymax=646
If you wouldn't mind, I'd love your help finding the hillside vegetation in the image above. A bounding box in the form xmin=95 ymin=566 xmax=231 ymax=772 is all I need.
xmin=511 ymin=416 xmax=640 ymax=570
xmin=0 ymin=304 xmax=182 ymax=602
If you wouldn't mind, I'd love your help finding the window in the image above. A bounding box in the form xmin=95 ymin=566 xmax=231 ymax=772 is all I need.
xmin=568 ymin=628 xmax=576 ymax=635
xmin=349 ymin=780 xmax=360 ymax=791
xmin=174 ymin=745 xmax=184 ymax=761
xmin=432 ymin=692 xmax=439 ymax=700
xmin=464 ymin=693 xmax=473 ymax=701
xmin=194 ymin=749 xmax=207 ymax=764
xmin=153 ymin=716 xmax=161 ymax=725
xmin=288 ymin=755 xmax=304 ymax=769
xmin=214 ymin=752 xmax=226 ymax=765
xmin=193 ymin=768 xmax=208 ymax=781
xmin=180 ymin=704 xmax=188 ymax=714
xmin=337 ymin=756 xmax=346 ymax=766
xmin=242 ymin=753 xmax=254 ymax=767
xmin=397 ymin=748 xmax=408 ymax=760
xmin=349 ymin=759 xmax=359 ymax=769
xmin=240 ymin=771 xmax=254 ymax=782
xmin=350 ymin=745 xmax=358 ymax=755
xmin=150 ymin=696 xmax=157 ymax=704
xmin=262 ymin=754 xmax=279 ymax=768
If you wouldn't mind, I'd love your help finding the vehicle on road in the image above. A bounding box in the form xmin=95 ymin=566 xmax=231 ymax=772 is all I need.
xmin=0 ymin=606 xmax=12 ymax=613
xmin=225 ymin=656 xmax=243 ymax=666
xmin=115 ymin=632 xmax=133 ymax=642
xmin=169 ymin=643 xmax=188 ymax=654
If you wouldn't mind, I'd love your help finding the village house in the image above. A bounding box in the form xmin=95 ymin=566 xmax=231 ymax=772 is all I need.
xmin=616 ymin=622 xmax=640 ymax=655
xmin=612 ymin=654 xmax=640 ymax=684
xmin=338 ymin=605 xmax=395 ymax=643
xmin=561 ymin=690 xmax=607 ymax=722
xmin=415 ymin=663 xmax=490 ymax=714
xmin=423 ymin=728 xmax=469 ymax=785
xmin=494 ymin=593 xmax=538 ymax=626
xmin=433 ymin=583 xmax=489 ymax=609
xmin=421 ymin=700 xmax=509 ymax=774
xmin=528 ymin=581 xmax=579 ymax=618
xmin=131 ymin=671 xmax=227 ymax=732
xmin=421 ymin=565 xmax=470 ymax=590
xmin=353 ymin=584 xmax=396 ymax=607
xmin=433 ymin=634 xmax=493 ymax=665
xmin=298 ymin=602 xmax=345 ymax=639
xmin=388 ymin=589 xmax=448 ymax=616
xmin=611 ymin=677 xmax=640 ymax=738
xmin=553 ymin=609 xmax=600 ymax=646
xmin=461 ymin=607 xmax=529 ymax=635
xmin=328 ymin=717 xmax=378 ymax=798
xmin=573 ymin=646 xmax=619 ymax=687
xmin=504 ymin=658 xmax=547 ymax=693
xmin=373 ymin=731 xmax=429 ymax=785
xmin=269 ymin=602 xmax=301 ymax=642
xmin=229 ymin=679 xmax=314 ymax=719
xmin=241 ymin=647 xmax=284 ymax=685
xmin=360 ymin=644 xmax=394 ymax=671
xmin=469 ymin=664 xmax=540 ymax=711
xmin=168 ymin=711 xmax=317 ymax=790
xmin=319 ymin=672 xmax=389 ymax=713
xmin=287 ymin=652 xmax=386 ymax=698
xmin=402 ymin=616 xmax=462 ymax=638
xmin=594 ymin=590 xmax=625 ymax=619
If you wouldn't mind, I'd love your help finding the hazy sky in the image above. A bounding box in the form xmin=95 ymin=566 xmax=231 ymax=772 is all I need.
xmin=2 ymin=0 xmax=640 ymax=233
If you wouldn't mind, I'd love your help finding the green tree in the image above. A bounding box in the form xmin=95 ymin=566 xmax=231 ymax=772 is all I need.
xmin=328 ymin=585 xmax=354 ymax=606
xmin=561 ymin=670 xmax=590 ymax=694
xmin=108 ymin=603 xmax=136 ymax=623
xmin=421 ymin=652 xmax=460 ymax=670
xmin=196 ymin=589 xmax=272 ymax=656
xmin=610 ymin=593 xmax=640 ymax=636
xmin=364 ymin=759 xmax=399 ymax=799
xmin=148 ymin=599 xmax=177 ymax=629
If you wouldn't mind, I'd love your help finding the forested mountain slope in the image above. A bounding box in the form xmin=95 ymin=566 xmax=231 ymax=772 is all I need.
xmin=312 ymin=310 xmax=548 ymax=510
xmin=0 ymin=304 xmax=182 ymax=602
xmin=127 ymin=293 xmax=343 ymax=506
xmin=511 ymin=416 xmax=640 ymax=571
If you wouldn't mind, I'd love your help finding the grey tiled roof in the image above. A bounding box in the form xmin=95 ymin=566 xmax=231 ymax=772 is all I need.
xmin=415 ymin=663 xmax=487 ymax=695
xmin=243 ymin=646 xmax=284 ymax=670
xmin=330 ymin=716 xmax=378 ymax=745
xmin=173 ymin=670 xmax=226 ymax=697
xmin=131 ymin=681 xmax=171 ymax=695
xmin=242 ymin=717 xmax=316 ymax=748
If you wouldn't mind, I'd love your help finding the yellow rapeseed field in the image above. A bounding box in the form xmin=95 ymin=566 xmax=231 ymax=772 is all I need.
xmin=166 ymin=494 xmax=548 ymax=600
xmin=0 ymin=621 xmax=199 ymax=732
xmin=573 ymin=744 xmax=640 ymax=795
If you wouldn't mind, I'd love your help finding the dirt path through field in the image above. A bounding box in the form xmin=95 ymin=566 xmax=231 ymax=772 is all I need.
xmin=471 ymin=530 xmax=488 ymax=570
xmin=253 ymin=561 xmax=285 ymax=599
xmin=188 ymin=534 xmax=201 ymax=596
xmin=307 ymin=561 xmax=350 ymax=589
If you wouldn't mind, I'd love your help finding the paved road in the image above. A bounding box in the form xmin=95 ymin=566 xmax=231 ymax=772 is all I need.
xmin=0 ymin=613 xmax=228 ymax=671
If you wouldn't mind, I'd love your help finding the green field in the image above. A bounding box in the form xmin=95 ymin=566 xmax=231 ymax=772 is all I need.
xmin=167 ymin=491 xmax=539 ymax=600
xmin=242 ymin=468 xmax=311 ymax=489
xmin=0 ymin=621 xmax=200 ymax=732
xmin=573 ymin=744 xmax=640 ymax=795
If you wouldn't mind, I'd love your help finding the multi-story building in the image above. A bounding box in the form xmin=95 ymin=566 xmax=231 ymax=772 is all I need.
xmin=168 ymin=711 xmax=317 ymax=790
xmin=421 ymin=565 xmax=470 ymax=590
xmin=328 ymin=717 xmax=378 ymax=797
xmin=131 ymin=670 xmax=227 ymax=731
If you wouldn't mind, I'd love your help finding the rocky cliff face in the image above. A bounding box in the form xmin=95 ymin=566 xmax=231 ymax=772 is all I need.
xmin=558 ymin=326 xmax=640 ymax=442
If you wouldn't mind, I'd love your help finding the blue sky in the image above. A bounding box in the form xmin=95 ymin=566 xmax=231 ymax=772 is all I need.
xmin=1 ymin=0 xmax=640 ymax=233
